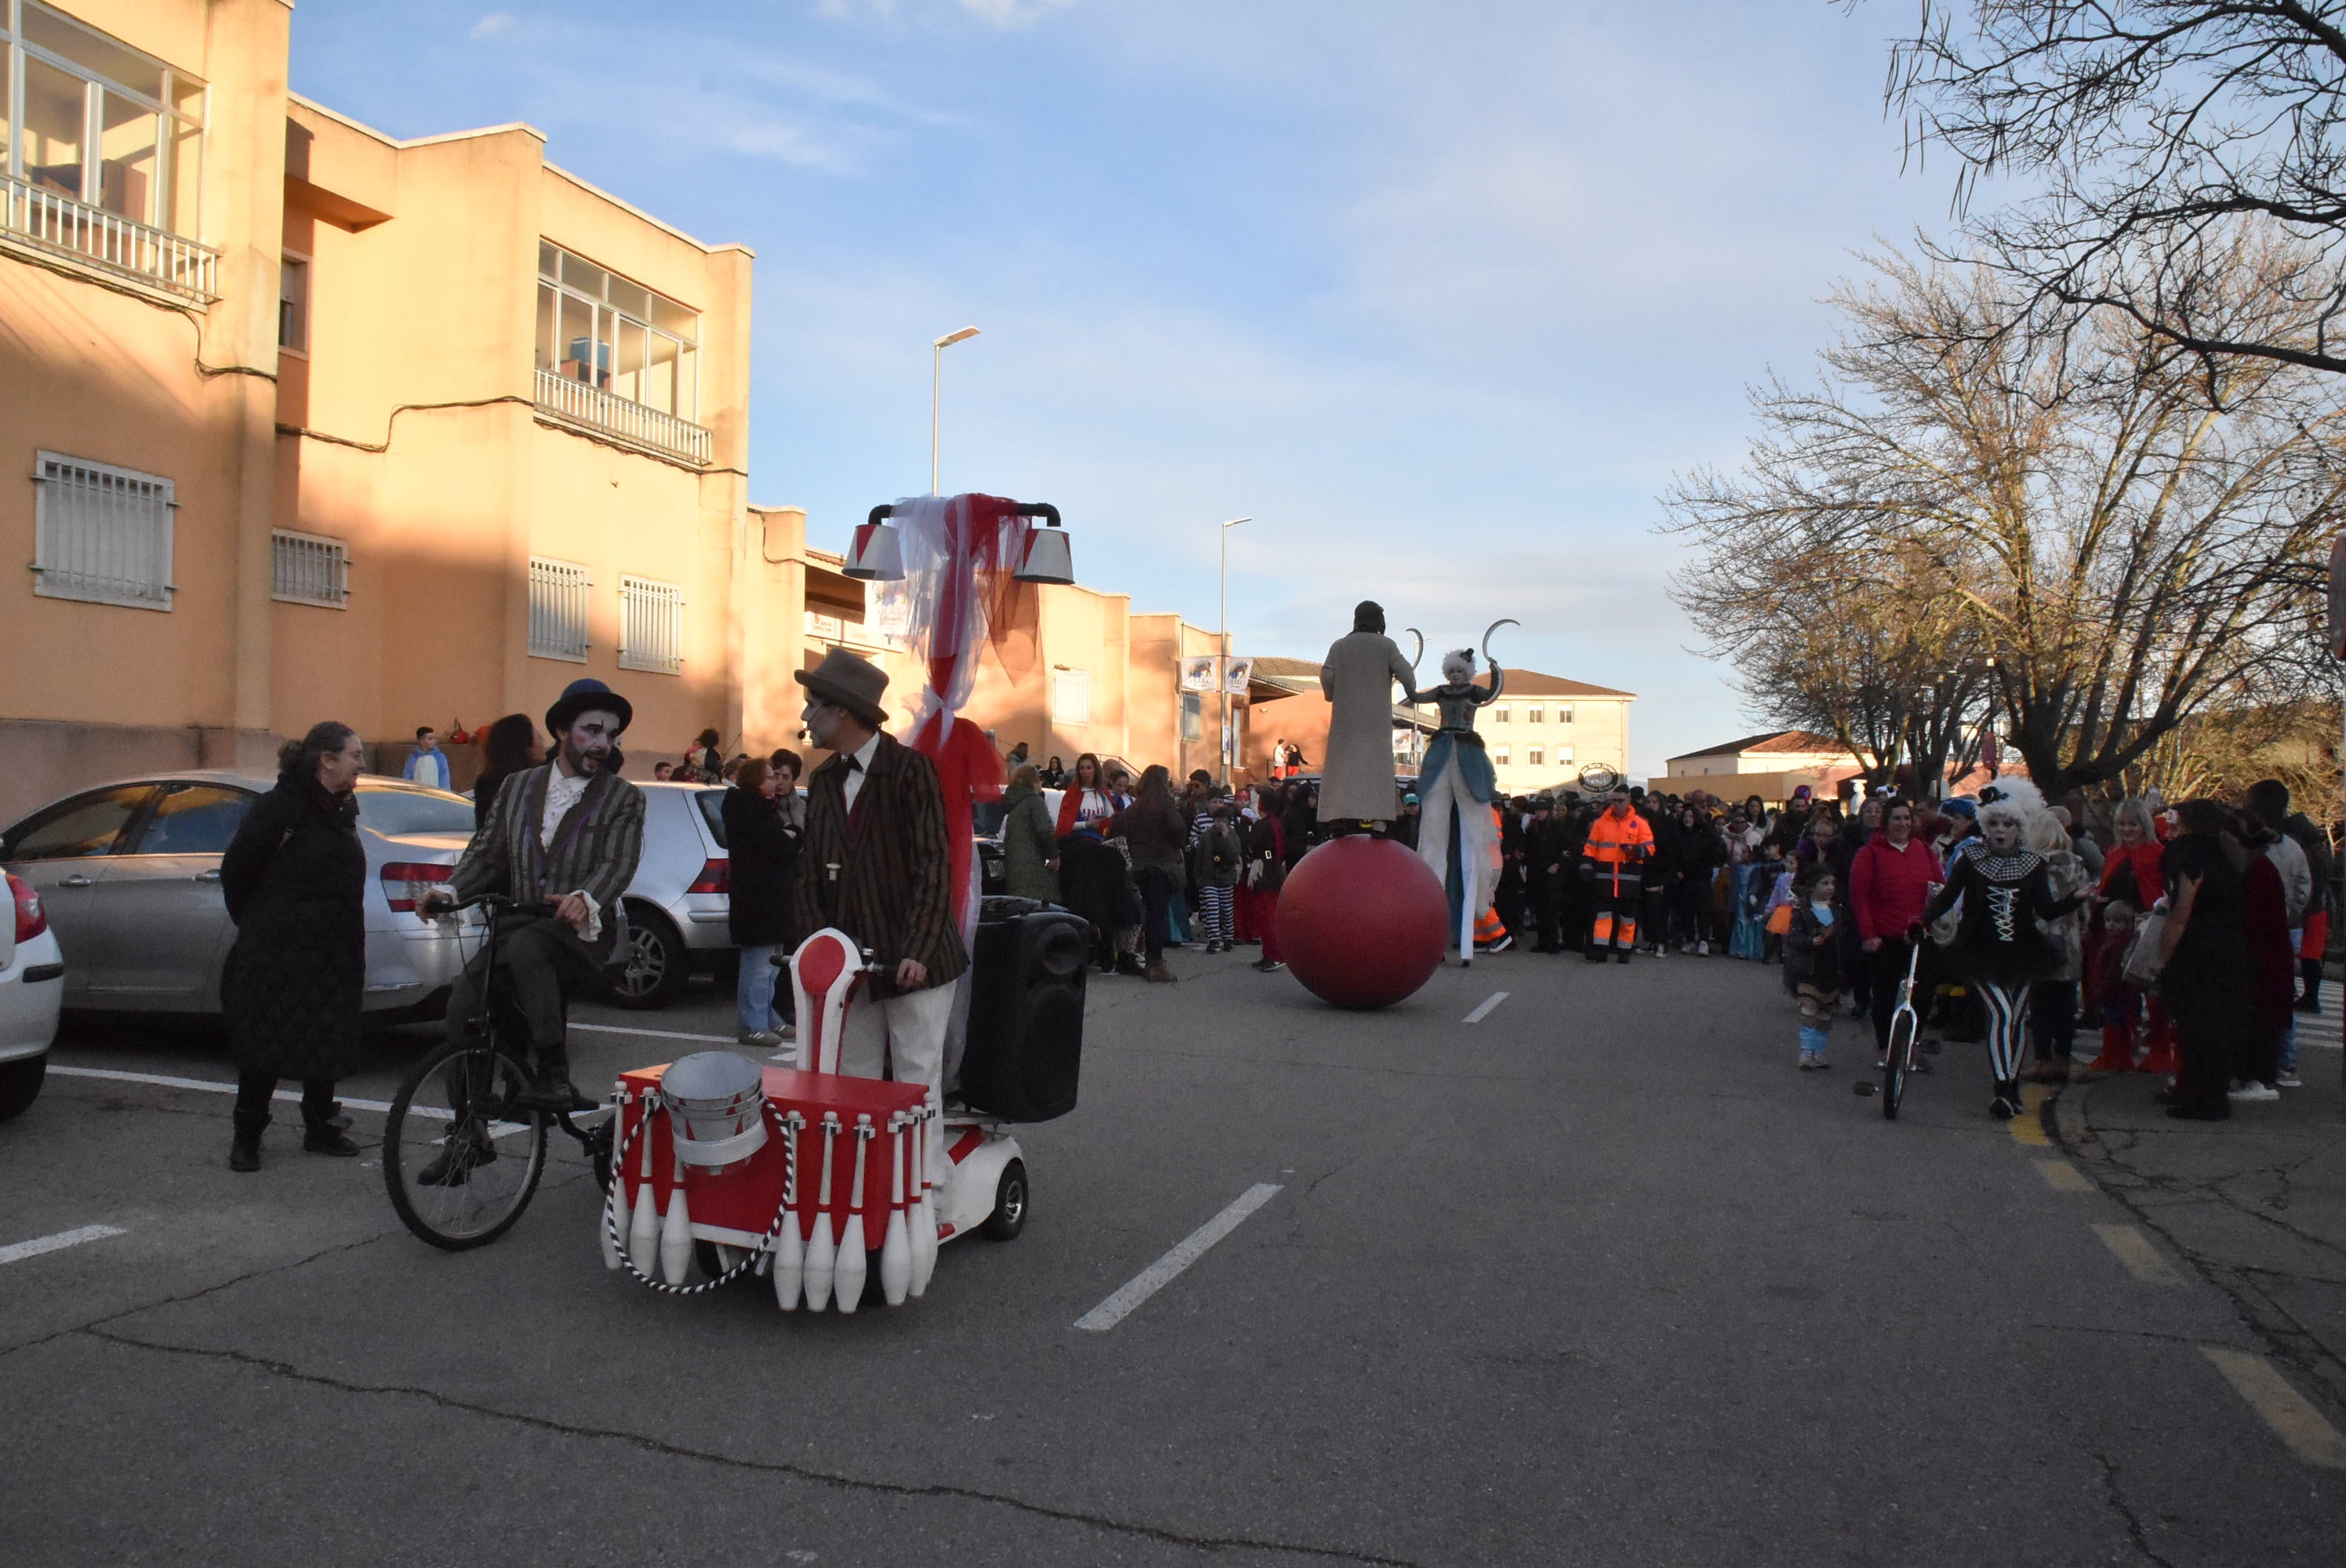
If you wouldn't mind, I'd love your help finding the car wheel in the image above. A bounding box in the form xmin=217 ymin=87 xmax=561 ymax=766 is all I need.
xmin=609 ymin=905 xmax=689 ymax=1010
xmin=0 ymin=1054 xmax=47 ymax=1122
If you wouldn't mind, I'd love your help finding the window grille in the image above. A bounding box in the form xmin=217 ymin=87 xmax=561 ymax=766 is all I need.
xmin=32 ymin=449 xmax=172 ymax=608
xmin=271 ymin=529 xmax=347 ymax=607
xmin=1051 ymin=669 xmax=1090 ymax=726
xmin=619 ymin=574 xmax=684 ymax=675
xmin=528 ymin=556 xmax=590 ymax=661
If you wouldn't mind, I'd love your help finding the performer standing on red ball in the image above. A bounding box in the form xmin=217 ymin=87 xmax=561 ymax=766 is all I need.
xmin=794 ymin=648 xmax=968 ymax=1179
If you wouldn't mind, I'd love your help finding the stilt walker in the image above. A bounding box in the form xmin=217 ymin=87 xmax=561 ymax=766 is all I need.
xmin=1413 ymin=622 xmax=1516 ymax=959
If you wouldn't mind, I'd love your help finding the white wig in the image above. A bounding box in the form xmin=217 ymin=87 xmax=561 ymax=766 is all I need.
xmin=1977 ymin=777 xmax=2052 ymax=840
xmin=1441 ymin=648 xmax=1476 ymax=683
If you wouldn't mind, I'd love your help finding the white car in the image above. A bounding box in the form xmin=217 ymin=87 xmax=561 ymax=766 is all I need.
xmin=0 ymin=870 xmax=65 ymax=1120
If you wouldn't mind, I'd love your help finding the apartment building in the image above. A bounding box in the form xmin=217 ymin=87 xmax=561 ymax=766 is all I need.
xmin=1475 ymin=670 xmax=1634 ymax=795
xmin=0 ymin=0 xmax=815 ymax=818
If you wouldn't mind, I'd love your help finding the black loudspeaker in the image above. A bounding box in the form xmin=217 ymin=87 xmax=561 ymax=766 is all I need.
xmin=958 ymin=895 xmax=1090 ymax=1122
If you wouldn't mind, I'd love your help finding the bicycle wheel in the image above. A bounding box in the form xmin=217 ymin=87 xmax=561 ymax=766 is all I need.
xmin=1883 ymin=1009 xmax=1916 ymax=1120
xmin=383 ymin=1037 xmax=548 ymax=1250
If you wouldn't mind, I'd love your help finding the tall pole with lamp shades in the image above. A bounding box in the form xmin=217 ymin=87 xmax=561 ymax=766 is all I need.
xmin=930 ymin=326 xmax=980 ymax=494
xmin=1219 ymin=517 xmax=1251 ymax=784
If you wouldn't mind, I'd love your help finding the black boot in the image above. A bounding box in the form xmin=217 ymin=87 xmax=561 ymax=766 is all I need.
xmin=228 ymin=1109 xmax=267 ymax=1173
xmin=515 ymin=1045 xmax=595 ymax=1114
xmin=302 ymin=1112 xmax=361 ymax=1156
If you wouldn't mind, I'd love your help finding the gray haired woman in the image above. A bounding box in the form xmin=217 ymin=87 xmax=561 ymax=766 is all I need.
xmin=217 ymin=721 xmax=369 ymax=1171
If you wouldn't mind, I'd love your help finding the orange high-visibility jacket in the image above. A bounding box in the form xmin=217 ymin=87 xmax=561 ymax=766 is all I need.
xmin=1582 ymin=809 xmax=1654 ymax=866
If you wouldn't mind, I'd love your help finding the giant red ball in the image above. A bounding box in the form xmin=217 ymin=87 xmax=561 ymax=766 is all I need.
xmin=1276 ymin=835 xmax=1449 ymax=1009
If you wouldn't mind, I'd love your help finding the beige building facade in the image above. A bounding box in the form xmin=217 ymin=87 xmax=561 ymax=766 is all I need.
xmin=0 ymin=0 xmax=837 ymax=819
xmin=1662 ymin=729 xmax=1864 ymax=806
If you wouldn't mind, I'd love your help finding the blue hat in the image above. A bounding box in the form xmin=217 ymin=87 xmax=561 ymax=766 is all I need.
xmin=546 ymin=678 xmax=633 ymax=736
xmin=1940 ymin=797 xmax=1977 ymax=820
xmin=1404 ymin=793 xmax=1420 ymax=805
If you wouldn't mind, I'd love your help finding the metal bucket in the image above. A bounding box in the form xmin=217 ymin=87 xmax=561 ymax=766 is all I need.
xmin=659 ymin=1051 xmax=768 ymax=1167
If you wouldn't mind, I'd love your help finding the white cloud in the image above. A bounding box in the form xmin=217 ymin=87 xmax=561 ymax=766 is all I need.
xmin=467 ymin=13 xmax=518 ymax=41
xmin=957 ymin=0 xmax=1074 ymax=27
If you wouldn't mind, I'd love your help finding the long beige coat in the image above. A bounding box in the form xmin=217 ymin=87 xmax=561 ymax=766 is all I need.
xmin=1317 ymin=630 xmax=1417 ymax=822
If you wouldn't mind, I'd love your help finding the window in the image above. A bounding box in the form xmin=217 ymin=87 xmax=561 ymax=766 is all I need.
xmin=1051 ymin=669 xmax=1090 ymax=725
xmin=535 ymin=241 xmax=699 ymax=421
xmin=1 ymin=784 xmax=150 ymax=859
xmin=278 ymin=252 xmax=307 ymax=353
xmin=271 ymin=529 xmax=347 ymax=607
xmin=2 ymin=2 xmax=206 ymax=236
xmin=619 ymin=574 xmax=685 ymax=675
xmin=1494 ymin=707 xmax=1509 ymax=724
xmin=1528 ymin=748 xmax=1544 ymax=768
xmin=528 ymin=556 xmax=590 ymax=661
xmin=1495 ymin=746 xmax=1511 ymax=766
xmin=1180 ymin=690 xmax=1202 ymax=742
xmin=1556 ymin=746 xmax=1574 ymax=765
xmin=354 ymin=787 xmax=480 ymax=836
xmin=33 ymin=449 xmax=172 ymax=608
xmin=130 ymin=783 xmax=250 ymax=855
xmin=1558 ymin=706 xmax=1574 ymax=725
xmin=1528 ymin=706 xmax=1543 ymax=724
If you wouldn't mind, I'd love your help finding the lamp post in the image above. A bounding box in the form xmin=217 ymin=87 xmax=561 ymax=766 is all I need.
xmin=1218 ymin=516 xmax=1251 ymax=783
xmin=930 ymin=326 xmax=980 ymax=493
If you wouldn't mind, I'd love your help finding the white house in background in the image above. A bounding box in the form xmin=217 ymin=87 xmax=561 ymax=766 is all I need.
xmin=1662 ymin=728 xmax=1865 ymax=806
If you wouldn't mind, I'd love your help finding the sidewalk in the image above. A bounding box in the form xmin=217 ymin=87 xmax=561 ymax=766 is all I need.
xmin=2052 ymin=1025 xmax=2346 ymax=1410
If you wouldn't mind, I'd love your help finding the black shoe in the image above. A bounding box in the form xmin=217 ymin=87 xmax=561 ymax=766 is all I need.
xmin=1584 ymin=950 xmax=1608 ymax=964
xmin=2295 ymin=996 xmax=2322 ymax=1014
xmin=1615 ymin=952 xmax=1631 ymax=965
xmin=1989 ymin=1081 xmax=2020 ymax=1120
xmin=303 ymin=1123 xmax=361 ymax=1157
xmin=514 ymin=1076 xmax=596 ymax=1115
xmin=227 ymin=1109 xmax=267 ymax=1173
xmin=417 ymin=1127 xmax=497 ymax=1186
xmin=1115 ymin=954 xmax=1147 ymax=978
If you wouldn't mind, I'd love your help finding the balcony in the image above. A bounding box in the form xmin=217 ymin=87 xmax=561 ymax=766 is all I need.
xmin=533 ymin=368 xmax=711 ymax=466
xmin=2 ymin=173 xmax=218 ymax=304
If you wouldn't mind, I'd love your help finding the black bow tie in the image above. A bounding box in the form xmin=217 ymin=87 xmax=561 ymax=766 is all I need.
xmin=844 ymin=756 xmax=863 ymax=771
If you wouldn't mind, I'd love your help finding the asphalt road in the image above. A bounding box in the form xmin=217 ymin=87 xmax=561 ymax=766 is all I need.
xmin=5 ymin=942 xmax=2343 ymax=1566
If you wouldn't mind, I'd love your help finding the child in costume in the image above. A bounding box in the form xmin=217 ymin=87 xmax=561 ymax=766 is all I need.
xmin=1784 ymin=865 xmax=1844 ymax=1069
xmin=1915 ymin=779 xmax=2086 ymax=1119
xmin=2083 ymin=902 xmax=2143 ymax=1072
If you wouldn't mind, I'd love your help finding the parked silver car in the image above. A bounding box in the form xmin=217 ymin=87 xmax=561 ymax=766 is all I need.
xmin=0 ymin=771 xmax=478 ymax=1018
xmin=605 ymin=781 xmax=734 ymax=1008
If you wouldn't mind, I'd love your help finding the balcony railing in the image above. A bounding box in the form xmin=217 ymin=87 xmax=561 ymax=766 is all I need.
xmin=1 ymin=173 xmax=218 ymax=303
xmin=534 ymin=368 xmax=711 ymax=466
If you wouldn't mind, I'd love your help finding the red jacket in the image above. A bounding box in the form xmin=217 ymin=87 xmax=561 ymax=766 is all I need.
xmin=2098 ymin=840 xmax=2165 ymax=911
xmin=1850 ymin=834 xmax=1939 ymax=943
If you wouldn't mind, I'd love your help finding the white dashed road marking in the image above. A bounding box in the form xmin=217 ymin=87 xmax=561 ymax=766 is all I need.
xmin=0 ymin=1224 xmax=125 ymax=1268
xmin=1462 ymin=993 xmax=1509 ymax=1025
xmin=1074 ymin=1184 xmax=1284 ymax=1331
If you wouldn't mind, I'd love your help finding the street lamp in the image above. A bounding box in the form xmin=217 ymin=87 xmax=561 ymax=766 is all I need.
xmin=1218 ymin=516 xmax=1251 ymax=783
xmin=931 ymin=326 xmax=980 ymax=494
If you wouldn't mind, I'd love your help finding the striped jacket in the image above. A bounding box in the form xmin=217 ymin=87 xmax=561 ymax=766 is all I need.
xmin=450 ymin=764 xmax=645 ymax=948
xmin=796 ymin=733 xmax=968 ymax=999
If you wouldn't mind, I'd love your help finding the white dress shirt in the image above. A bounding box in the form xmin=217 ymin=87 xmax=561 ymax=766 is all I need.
xmin=839 ymin=731 xmax=883 ymax=815
xmin=539 ymin=764 xmax=601 ymax=941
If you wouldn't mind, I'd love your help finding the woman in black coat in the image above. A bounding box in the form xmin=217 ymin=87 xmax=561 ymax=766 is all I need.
xmin=219 ymin=721 xmax=369 ymax=1171
xmin=723 ymin=756 xmax=802 ymax=1045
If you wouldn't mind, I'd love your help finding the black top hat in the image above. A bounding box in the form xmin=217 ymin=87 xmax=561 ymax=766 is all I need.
xmin=546 ymin=678 xmax=633 ymax=736
xmin=794 ymin=648 xmax=890 ymax=730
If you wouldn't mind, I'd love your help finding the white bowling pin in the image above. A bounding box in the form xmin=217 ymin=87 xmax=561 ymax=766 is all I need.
xmin=879 ymin=1113 xmax=911 ymax=1307
xmin=601 ymin=1090 xmax=626 ymax=1270
xmin=773 ymin=1113 xmax=804 ymax=1310
xmin=804 ymin=1113 xmax=839 ymax=1311
xmin=626 ymin=1101 xmax=660 ymax=1275
xmin=910 ymin=1109 xmax=937 ymax=1298
xmin=835 ymin=1116 xmax=871 ymax=1315
xmin=659 ymin=1145 xmax=692 ymax=1284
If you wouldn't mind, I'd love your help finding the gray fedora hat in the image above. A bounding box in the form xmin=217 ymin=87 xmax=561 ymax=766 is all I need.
xmin=794 ymin=648 xmax=890 ymax=729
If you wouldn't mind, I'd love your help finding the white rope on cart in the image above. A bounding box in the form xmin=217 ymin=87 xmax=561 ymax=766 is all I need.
xmin=602 ymin=1096 xmax=796 ymax=1296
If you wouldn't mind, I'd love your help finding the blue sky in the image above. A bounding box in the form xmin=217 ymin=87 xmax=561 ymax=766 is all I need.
xmin=289 ymin=0 xmax=1959 ymax=776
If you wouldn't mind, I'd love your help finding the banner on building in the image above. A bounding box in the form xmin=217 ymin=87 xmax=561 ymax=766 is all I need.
xmin=1180 ymin=654 xmax=1218 ymax=691
xmin=1223 ymin=657 xmax=1253 ymax=694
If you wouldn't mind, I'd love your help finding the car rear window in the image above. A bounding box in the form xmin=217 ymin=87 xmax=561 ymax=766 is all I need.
xmin=695 ymin=789 xmax=728 ymax=848
xmin=358 ymin=787 xmax=478 ymax=837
